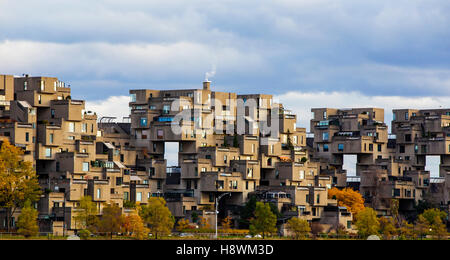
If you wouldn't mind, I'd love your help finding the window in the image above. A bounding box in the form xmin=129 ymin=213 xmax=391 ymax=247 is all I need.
xmin=163 ymin=105 xmax=170 ymax=114
xmin=123 ymin=191 xmax=129 ymax=201
xmin=130 ymin=94 xmax=136 ymax=102
xmin=140 ymin=117 xmax=147 ymax=127
xmin=316 ymin=194 xmax=320 ymax=204
xmin=54 ymin=81 xmax=57 ymax=91
xmin=393 ymin=113 xmax=396 ymax=120
xmin=49 ymin=134 xmax=54 ymax=144
xmin=322 ymin=132 xmax=329 ymax=141
xmin=82 ymin=162 xmax=89 ymax=172
xmin=68 ymin=122 xmax=75 ymax=132
xmin=40 ymin=80 xmax=45 ymax=91
xmin=82 ymin=123 xmax=87 ymax=132
xmin=338 ymin=144 xmax=344 ymax=152
xmin=299 ymin=170 xmax=305 ymax=180
xmin=323 ymin=111 xmax=327 ymax=119
xmin=405 ymin=112 xmax=409 ymax=120
xmin=369 ymin=144 xmax=373 ymax=151
xmin=45 ymin=148 xmax=52 ymax=158
xmin=378 ymin=144 xmax=382 ymax=152
xmin=136 ymin=192 xmax=142 ymax=202
xmin=38 ymin=95 xmax=42 ymax=104
xmin=96 ymin=188 xmax=101 ymax=199
xmin=247 ymin=168 xmax=253 ymax=177
xmin=24 ymin=81 xmax=27 ymax=90
xmin=323 ymin=144 xmax=329 ymax=152
xmin=25 ymin=132 xmax=29 ymax=142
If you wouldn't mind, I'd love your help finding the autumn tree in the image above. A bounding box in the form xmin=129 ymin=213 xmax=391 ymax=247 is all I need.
xmin=414 ymin=215 xmax=429 ymax=239
xmin=378 ymin=216 xmax=397 ymax=240
xmin=286 ymin=217 xmax=310 ymax=240
xmin=354 ymin=207 xmax=379 ymax=239
xmin=98 ymin=203 xmax=123 ymax=239
xmin=398 ymin=221 xmax=415 ymax=240
xmin=328 ymin=187 xmax=365 ymax=216
xmin=74 ymin=196 xmax=99 ymax=232
xmin=139 ymin=197 xmax=174 ymax=239
xmin=0 ymin=140 xmax=41 ymax=231
xmin=221 ymin=216 xmax=232 ymax=232
xmin=249 ymin=202 xmax=277 ymax=239
xmin=122 ymin=212 xmax=149 ymax=240
xmin=16 ymin=200 xmax=39 ymax=238
xmin=176 ymin=218 xmax=191 ymax=232
xmin=415 ymin=208 xmax=448 ymax=240
xmin=198 ymin=216 xmax=211 ymax=230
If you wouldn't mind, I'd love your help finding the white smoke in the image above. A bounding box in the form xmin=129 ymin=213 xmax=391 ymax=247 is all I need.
xmin=205 ymin=64 xmax=216 ymax=81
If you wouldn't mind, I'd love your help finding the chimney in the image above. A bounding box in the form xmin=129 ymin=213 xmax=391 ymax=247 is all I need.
xmin=203 ymin=80 xmax=211 ymax=90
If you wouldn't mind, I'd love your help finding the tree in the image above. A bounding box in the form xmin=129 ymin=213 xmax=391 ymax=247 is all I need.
xmin=414 ymin=215 xmax=429 ymax=240
xmin=378 ymin=216 xmax=397 ymax=240
xmin=0 ymin=140 xmax=41 ymax=231
xmin=421 ymin=208 xmax=447 ymax=226
xmin=16 ymin=200 xmax=39 ymax=238
xmin=249 ymin=202 xmax=277 ymax=239
xmin=98 ymin=203 xmax=123 ymax=239
xmin=221 ymin=216 xmax=232 ymax=232
xmin=176 ymin=218 xmax=191 ymax=232
xmin=74 ymin=196 xmax=98 ymax=232
xmin=122 ymin=212 xmax=149 ymax=240
xmin=398 ymin=220 xmax=415 ymax=240
xmin=354 ymin=207 xmax=379 ymax=239
xmin=240 ymin=195 xmax=280 ymax=229
xmin=328 ymin=187 xmax=365 ymax=216
xmin=430 ymin=215 xmax=448 ymax=240
xmin=139 ymin=197 xmax=174 ymax=239
xmin=198 ymin=216 xmax=211 ymax=230
xmin=286 ymin=217 xmax=310 ymax=240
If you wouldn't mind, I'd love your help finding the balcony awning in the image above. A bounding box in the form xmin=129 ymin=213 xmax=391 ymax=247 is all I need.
xmin=114 ymin=161 xmax=126 ymax=169
xmin=103 ymin=142 xmax=115 ymax=149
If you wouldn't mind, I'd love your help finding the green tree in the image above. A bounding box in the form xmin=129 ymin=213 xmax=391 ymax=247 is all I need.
xmin=430 ymin=215 xmax=448 ymax=240
xmin=74 ymin=196 xmax=98 ymax=232
xmin=249 ymin=202 xmax=277 ymax=239
xmin=0 ymin=140 xmax=41 ymax=231
xmin=16 ymin=200 xmax=39 ymax=238
xmin=240 ymin=196 xmax=280 ymax=229
xmin=98 ymin=203 xmax=123 ymax=239
xmin=286 ymin=217 xmax=310 ymax=240
xmin=421 ymin=208 xmax=447 ymax=226
xmin=354 ymin=207 xmax=379 ymax=239
xmin=139 ymin=197 xmax=174 ymax=239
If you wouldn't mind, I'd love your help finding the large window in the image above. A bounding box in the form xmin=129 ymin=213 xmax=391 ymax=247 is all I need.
xmin=130 ymin=94 xmax=136 ymax=102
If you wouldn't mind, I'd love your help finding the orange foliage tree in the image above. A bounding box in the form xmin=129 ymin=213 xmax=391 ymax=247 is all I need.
xmin=328 ymin=187 xmax=365 ymax=216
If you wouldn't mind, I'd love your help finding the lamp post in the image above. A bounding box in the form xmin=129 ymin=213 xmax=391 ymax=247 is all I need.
xmin=215 ymin=193 xmax=231 ymax=239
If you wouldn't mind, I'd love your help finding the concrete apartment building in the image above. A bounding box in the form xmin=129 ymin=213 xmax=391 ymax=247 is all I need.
xmin=1 ymin=75 xmax=350 ymax=235
xmin=310 ymin=108 xmax=436 ymax=216
xmin=2 ymin=72 xmax=449 ymax=235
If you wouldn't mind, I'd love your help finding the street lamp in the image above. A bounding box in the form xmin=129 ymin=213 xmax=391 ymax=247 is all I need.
xmin=215 ymin=192 xmax=231 ymax=239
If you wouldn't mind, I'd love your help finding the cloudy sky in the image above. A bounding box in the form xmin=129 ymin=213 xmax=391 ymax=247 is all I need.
xmin=2 ymin=0 xmax=450 ymax=123
xmin=1 ymin=0 xmax=448 ymax=171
